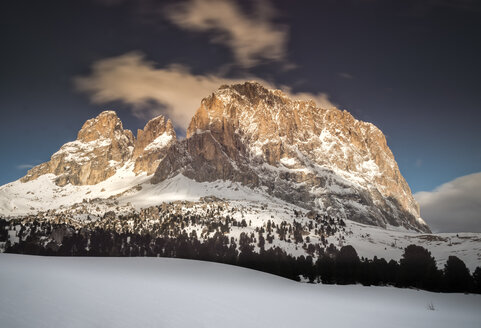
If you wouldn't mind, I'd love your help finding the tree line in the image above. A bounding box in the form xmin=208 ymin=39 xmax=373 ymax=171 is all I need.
xmin=1 ymin=218 xmax=480 ymax=294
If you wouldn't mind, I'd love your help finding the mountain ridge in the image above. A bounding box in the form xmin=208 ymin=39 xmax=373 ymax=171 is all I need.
xmin=21 ymin=111 xmax=176 ymax=186
xmin=3 ymin=82 xmax=428 ymax=232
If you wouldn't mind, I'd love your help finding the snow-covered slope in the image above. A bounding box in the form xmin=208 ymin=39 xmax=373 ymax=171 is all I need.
xmin=0 ymin=163 xmax=149 ymax=216
xmin=1 ymin=254 xmax=480 ymax=328
xmin=0 ymin=162 xmax=277 ymax=216
xmin=1 ymin=166 xmax=479 ymax=270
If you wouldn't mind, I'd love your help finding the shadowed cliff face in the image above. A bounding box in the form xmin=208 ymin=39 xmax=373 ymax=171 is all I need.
xmin=153 ymin=82 xmax=430 ymax=232
xmin=21 ymin=111 xmax=176 ymax=186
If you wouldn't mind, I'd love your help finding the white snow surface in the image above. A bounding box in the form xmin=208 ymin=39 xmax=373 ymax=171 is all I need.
xmin=52 ymin=138 xmax=112 ymax=163
xmin=121 ymin=173 xmax=277 ymax=210
xmin=341 ymin=220 xmax=481 ymax=271
xmin=0 ymin=254 xmax=479 ymax=328
xmin=0 ymin=163 xmax=150 ymax=216
xmin=143 ymin=132 xmax=173 ymax=152
xmin=0 ymin=163 xmax=274 ymax=216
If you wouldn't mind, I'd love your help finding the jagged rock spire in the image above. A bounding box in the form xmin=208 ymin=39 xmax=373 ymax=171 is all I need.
xmin=133 ymin=115 xmax=177 ymax=174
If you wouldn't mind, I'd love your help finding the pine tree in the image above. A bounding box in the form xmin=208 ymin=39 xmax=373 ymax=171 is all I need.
xmin=335 ymin=245 xmax=360 ymax=284
xmin=443 ymin=256 xmax=473 ymax=292
xmin=399 ymin=244 xmax=441 ymax=291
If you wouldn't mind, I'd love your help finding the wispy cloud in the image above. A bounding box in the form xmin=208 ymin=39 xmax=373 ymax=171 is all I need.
xmin=164 ymin=0 xmax=288 ymax=68
xmin=74 ymin=52 xmax=335 ymax=130
xmin=16 ymin=164 xmax=35 ymax=170
xmin=74 ymin=52 xmax=247 ymax=128
xmin=415 ymin=172 xmax=481 ymax=232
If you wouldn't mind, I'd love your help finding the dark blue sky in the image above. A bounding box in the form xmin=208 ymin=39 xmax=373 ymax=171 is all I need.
xmin=1 ymin=0 xmax=480 ymax=193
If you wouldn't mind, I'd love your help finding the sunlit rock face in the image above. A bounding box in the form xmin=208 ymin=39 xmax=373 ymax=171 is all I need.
xmin=133 ymin=116 xmax=176 ymax=175
xmin=21 ymin=111 xmax=176 ymax=186
xmin=153 ymin=82 xmax=429 ymax=232
xmin=22 ymin=111 xmax=135 ymax=186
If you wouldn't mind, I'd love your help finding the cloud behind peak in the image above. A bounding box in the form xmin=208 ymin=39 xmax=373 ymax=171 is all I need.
xmin=74 ymin=52 xmax=335 ymax=130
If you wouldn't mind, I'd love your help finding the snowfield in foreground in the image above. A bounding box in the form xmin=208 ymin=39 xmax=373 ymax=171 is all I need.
xmin=0 ymin=255 xmax=480 ymax=328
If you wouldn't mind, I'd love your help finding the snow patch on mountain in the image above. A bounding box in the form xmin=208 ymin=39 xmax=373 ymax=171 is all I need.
xmin=143 ymin=132 xmax=173 ymax=152
xmin=53 ymin=138 xmax=113 ymax=163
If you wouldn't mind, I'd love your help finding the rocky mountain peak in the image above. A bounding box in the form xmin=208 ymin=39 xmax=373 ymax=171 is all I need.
xmin=22 ymin=110 xmax=135 ymax=186
xmin=133 ymin=115 xmax=175 ymax=159
xmin=133 ymin=115 xmax=177 ymax=174
xmin=155 ymin=82 xmax=429 ymax=232
xmin=77 ymin=110 xmax=131 ymax=143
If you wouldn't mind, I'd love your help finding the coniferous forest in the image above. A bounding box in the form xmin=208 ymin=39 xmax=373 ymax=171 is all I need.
xmin=1 ymin=217 xmax=479 ymax=294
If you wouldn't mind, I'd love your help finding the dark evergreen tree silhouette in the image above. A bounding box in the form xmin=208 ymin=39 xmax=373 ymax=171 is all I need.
xmin=443 ymin=256 xmax=473 ymax=292
xmin=398 ymin=244 xmax=441 ymax=291
xmin=335 ymin=245 xmax=360 ymax=284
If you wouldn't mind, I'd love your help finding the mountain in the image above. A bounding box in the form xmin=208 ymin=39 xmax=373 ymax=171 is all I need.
xmin=153 ymin=82 xmax=428 ymax=232
xmin=3 ymin=82 xmax=428 ymax=232
xmin=2 ymin=82 xmax=481 ymax=272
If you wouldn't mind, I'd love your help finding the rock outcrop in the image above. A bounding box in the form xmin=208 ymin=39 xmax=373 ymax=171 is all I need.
xmin=133 ymin=116 xmax=176 ymax=174
xmin=153 ymin=131 xmax=259 ymax=186
xmin=21 ymin=111 xmax=176 ymax=186
xmin=153 ymin=82 xmax=429 ymax=232
xmin=22 ymin=111 xmax=135 ymax=186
